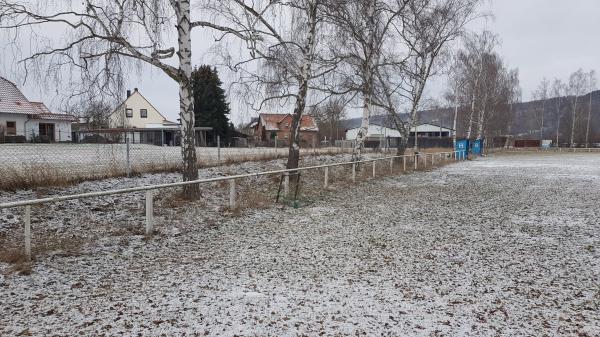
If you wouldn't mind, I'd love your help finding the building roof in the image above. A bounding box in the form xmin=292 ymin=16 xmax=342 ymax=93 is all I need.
xmin=258 ymin=113 xmax=318 ymax=132
xmin=0 ymin=76 xmax=40 ymax=115
xmin=0 ymin=76 xmax=77 ymax=121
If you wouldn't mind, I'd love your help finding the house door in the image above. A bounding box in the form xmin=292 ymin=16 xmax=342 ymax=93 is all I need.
xmin=39 ymin=123 xmax=55 ymax=142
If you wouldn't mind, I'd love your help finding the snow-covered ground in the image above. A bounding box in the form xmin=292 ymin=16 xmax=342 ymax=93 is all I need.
xmin=1 ymin=152 xmax=599 ymax=336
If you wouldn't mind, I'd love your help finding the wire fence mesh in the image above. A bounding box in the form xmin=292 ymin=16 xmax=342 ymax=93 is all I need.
xmin=0 ymin=142 xmax=356 ymax=190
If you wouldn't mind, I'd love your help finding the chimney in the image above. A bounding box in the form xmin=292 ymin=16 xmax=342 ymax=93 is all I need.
xmin=126 ymin=90 xmax=131 ymax=98
xmin=134 ymin=88 xmax=138 ymax=92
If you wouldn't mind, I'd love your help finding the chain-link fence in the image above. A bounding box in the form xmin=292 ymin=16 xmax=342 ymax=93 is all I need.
xmin=0 ymin=142 xmax=354 ymax=190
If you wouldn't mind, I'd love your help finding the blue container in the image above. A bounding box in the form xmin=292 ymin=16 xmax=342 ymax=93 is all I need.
xmin=455 ymin=139 xmax=469 ymax=159
xmin=471 ymin=139 xmax=483 ymax=156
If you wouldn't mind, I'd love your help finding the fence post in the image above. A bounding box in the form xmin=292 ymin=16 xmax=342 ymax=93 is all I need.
xmin=424 ymin=154 xmax=427 ymax=168
xmin=403 ymin=156 xmax=406 ymax=172
xmin=275 ymin=136 xmax=278 ymax=157
xmin=24 ymin=205 xmax=31 ymax=262
xmin=126 ymin=138 xmax=131 ymax=178
xmin=372 ymin=160 xmax=376 ymax=178
xmin=352 ymin=163 xmax=356 ymax=183
xmin=389 ymin=158 xmax=394 ymax=174
xmin=229 ymin=179 xmax=236 ymax=209
xmin=284 ymin=173 xmax=289 ymax=196
xmin=414 ymin=154 xmax=418 ymax=170
xmin=217 ymin=135 xmax=221 ymax=163
xmin=324 ymin=167 xmax=329 ymax=188
xmin=145 ymin=190 xmax=154 ymax=236
xmin=432 ymin=153 xmax=436 ymax=166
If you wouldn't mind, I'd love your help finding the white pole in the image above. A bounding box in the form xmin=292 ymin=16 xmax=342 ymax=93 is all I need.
xmin=372 ymin=160 xmax=376 ymax=178
xmin=217 ymin=135 xmax=221 ymax=163
xmin=389 ymin=158 xmax=394 ymax=174
xmin=229 ymin=179 xmax=236 ymax=209
xmin=284 ymin=173 xmax=289 ymax=196
xmin=126 ymin=138 xmax=131 ymax=178
xmin=352 ymin=163 xmax=356 ymax=183
xmin=324 ymin=167 xmax=329 ymax=188
xmin=275 ymin=136 xmax=278 ymax=157
xmin=414 ymin=154 xmax=418 ymax=170
xmin=145 ymin=190 xmax=154 ymax=236
xmin=403 ymin=156 xmax=406 ymax=172
xmin=24 ymin=205 xmax=31 ymax=262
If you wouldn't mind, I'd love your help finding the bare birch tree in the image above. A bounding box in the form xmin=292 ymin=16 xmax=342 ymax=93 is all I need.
xmin=567 ymin=69 xmax=588 ymax=148
xmin=206 ymin=0 xmax=331 ymax=170
xmin=585 ymin=70 xmax=597 ymax=147
xmin=374 ymin=0 xmax=481 ymax=154
xmin=325 ymin=0 xmax=410 ymax=160
xmin=0 ymin=0 xmax=230 ymax=197
xmin=551 ymin=78 xmax=565 ymax=146
xmin=532 ymin=78 xmax=550 ymax=140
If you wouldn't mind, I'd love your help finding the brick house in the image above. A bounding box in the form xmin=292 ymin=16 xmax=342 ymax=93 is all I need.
xmin=254 ymin=113 xmax=319 ymax=146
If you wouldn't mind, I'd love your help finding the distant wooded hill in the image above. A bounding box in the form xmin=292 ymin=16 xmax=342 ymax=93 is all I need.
xmin=338 ymin=90 xmax=600 ymax=145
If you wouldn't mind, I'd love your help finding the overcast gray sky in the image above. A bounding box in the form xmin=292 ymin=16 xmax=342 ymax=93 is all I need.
xmin=4 ymin=0 xmax=600 ymax=123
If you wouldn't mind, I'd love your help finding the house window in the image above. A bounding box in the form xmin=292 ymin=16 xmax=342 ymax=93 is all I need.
xmin=140 ymin=109 xmax=148 ymax=118
xmin=126 ymin=108 xmax=133 ymax=118
xmin=6 ymin=121 xmax=16 ymax=135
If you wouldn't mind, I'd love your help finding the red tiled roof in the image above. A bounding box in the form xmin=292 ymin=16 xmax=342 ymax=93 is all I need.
xmin=0 ymin=76 xmax=40 ymax=115
xmin=0 ymin=77 xmax=77 ymax=121
xmin=258 ymin=113 xmax=318 ymax=132
xmin=32 ymin=113 xmax=78 ymax=122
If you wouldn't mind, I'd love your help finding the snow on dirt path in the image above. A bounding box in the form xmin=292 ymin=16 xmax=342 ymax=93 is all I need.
xmin=1 ymin=153 xmax=600 ymax=336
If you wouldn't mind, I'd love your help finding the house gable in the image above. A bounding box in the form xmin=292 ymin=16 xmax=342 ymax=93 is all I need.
xmin=108 ymin=89 xmax=167 ymax=128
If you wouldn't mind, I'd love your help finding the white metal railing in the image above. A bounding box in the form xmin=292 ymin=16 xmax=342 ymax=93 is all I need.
xmin=1 ymin=150 xmax=467 ymax=261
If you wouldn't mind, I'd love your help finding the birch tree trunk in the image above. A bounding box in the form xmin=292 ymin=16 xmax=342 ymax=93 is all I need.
xmin=570 ymin=96 xmax=578 ymax=148
xmin=556 ymin=97 xmax=561 ymax=146
xmin=466 ymin=77 xmax=479 ymax=139
xmin=453 ymin=104 xmax=458 ymax=149
xmin=286 ymin=1 xmax=318 ymax=171
xmin=585 ymin=92 xmax=592 ymax=147
xmin=540 ymin=100 xmax=545 ymax=140
xmin=175 ymin=0 xmax=199 ymax=197
xmin=353 ymin=85 xmax=372 ymax=161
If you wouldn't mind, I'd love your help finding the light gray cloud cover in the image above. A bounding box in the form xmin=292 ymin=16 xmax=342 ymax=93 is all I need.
xmin=2 ymin=0 xmax=599 ymax=123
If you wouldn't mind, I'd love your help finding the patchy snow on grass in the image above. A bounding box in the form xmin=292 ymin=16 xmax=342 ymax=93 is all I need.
xmin=1 ymin=152 xmax=599 ymax=336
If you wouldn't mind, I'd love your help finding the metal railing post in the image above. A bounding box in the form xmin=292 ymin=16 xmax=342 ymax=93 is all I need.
xmin=403 ymin=156 xmax=406 ymax=172
xmin=217 ymin=135 xmax=221 ymax=163
xmin=389 ymin=158 xmax=394 ymax=174
xmin=372 ymin=160 xmax=376 ymax=178
xmin=229 ymin=179 xmax=236 ymax=209
xmin=145 ymin=190 xmax=154 ymax=235
xmin=352 ymin=163 xmax=356 ymax=183
xmin=24 ymin=205 xmax=31 ymax=262
xmin=324 ymin=167 xmax=329 ymax=188
xmin=414 ymin=154 xmax=418 ymax=170
xmin=126 ymin=138 xmax=131 ymax=178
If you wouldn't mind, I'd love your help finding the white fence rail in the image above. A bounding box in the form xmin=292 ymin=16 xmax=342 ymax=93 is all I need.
xmin=1 ymin=150 xmax=466 ymax=261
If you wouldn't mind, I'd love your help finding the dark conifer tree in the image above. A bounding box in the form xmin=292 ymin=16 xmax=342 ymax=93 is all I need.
xmin=191 ymin=65 xmax=231 ymax=144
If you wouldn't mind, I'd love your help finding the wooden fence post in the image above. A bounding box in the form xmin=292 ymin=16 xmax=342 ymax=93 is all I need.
xmin=24 ymin=205 xmax=31 ymax=262
xmin=145 ymin=190 xmax=154 ymax=236
xmin=229 ymin=179 xmax=236 ymax=209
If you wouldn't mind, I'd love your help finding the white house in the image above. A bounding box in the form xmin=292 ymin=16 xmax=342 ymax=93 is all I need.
xmin=0 ymin=76 xmax=76 ymax=142
xmin=108 ymin=88 xmax=176 ymax=129
xmin=345 ymin=123 xmax=455 ymax=141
